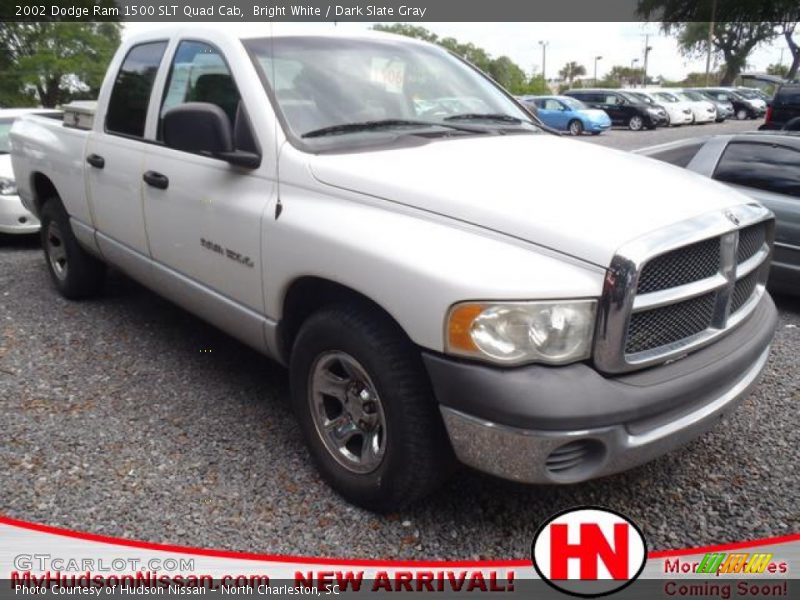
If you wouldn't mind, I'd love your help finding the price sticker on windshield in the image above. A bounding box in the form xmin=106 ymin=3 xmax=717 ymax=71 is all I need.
xmin=370 ymin=58 xmax=405 ymax=93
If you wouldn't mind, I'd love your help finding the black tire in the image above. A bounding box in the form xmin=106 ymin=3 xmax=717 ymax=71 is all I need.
xmin=736 ymin=108 xmax=749 ymax=121
xmin=290 ymin=303 xmax=455 ymax=512
xmin=40 ymin=199 xmax=106 ymax=299
xmin=567 ymin=119 xmax=584 ymax=136
xmin=628 ymin=115 xmax=644 ymax=131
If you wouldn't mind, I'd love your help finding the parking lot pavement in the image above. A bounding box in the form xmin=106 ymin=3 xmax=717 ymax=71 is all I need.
xmin=578 ymin=118 xmax=761 ymax=151
xmin=1 ymin=124 xmax=798 ymax=560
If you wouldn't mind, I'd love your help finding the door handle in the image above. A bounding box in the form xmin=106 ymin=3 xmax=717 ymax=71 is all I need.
xmin=143 ymin=171 xmax=169 ymax=190
xmin=86 ymin=154 xmax=105 ymax=169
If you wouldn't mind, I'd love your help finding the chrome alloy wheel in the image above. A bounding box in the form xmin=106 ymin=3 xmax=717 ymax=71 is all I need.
xmin=629 ymin=115 xmax=643 ymax=131
xmin=46 ymin=221 xmax=68 ymax=281
xmin=309 ymin=351 xmax=387 ymax=474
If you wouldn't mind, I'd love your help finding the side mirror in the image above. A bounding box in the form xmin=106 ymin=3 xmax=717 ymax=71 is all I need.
xmin=163 ymin=102 xmax=261 ymax=169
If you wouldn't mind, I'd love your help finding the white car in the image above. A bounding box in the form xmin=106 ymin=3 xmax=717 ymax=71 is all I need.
xmin=673 ymin=90 xmax=717 ymax=123
xmin=628 ymin=90 xmax=693 ymax=126
xmin=0 ymin=108 xmax=61 ymax=234
xmin=648 ymin=90 xmax=699 ymax=124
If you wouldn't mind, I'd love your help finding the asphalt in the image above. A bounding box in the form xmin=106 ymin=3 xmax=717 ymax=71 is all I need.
xmin=1 ymin=117 xmax=797 ymax=559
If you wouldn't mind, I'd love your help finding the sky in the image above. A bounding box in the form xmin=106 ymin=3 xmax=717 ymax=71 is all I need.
xmin=123 ymin=21 xmax=791 ymax=82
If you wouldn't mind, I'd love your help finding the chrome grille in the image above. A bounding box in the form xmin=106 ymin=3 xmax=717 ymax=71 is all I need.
xmin=625 ymin=292 xmax=716 ymax=354
xmin=737 ymin=223 xmax=766 ymax=263
xmin=637 ymin=237 xmax=720 ymax=294
xmin=594 ymin=205 xmax=774 ymax=374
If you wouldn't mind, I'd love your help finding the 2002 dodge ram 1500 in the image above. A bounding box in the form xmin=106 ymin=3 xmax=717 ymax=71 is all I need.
xmin=11 ymin=28 xmax=778 ymax=511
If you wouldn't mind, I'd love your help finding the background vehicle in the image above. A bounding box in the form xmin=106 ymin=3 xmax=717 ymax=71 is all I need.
xmin=564 ymin=88 xmax=666 ymax=130
xmin=689 ymin=89 xmax=734 ymax=121
xmin=10 ymin=29 xmax=777 ymax=511
xmin=521 ymin=95 xmax=611 ymax=135
xmin=703 ymin=88 xmax=765 ymax=120
xmin=760 ymin=84 xmax=800 ymax=131
xmin=0 ymin=108 xmax=61 ymax=234
xmin=628 ymin=90 xmax=692 ymax=126
xmin=675 ymin=89 xmax=718 ymax=123
xmin=648 ymin=90 xmax=700 ymax=124
xmin=637 ymin=132 xmax=799 ymax=294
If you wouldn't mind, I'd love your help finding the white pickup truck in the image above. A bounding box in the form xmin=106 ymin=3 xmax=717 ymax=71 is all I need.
xmin=11 ymin=28 xmax=778 ymax=511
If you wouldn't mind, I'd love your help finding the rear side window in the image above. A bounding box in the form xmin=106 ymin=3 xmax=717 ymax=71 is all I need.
xmin=160 ymin=41 xmax=242 ymax=135
xmin=646 ymin=141 xmax=705 ymax=168
xmin=714 ymin=142 xmax=800 ymax=198
xmin=105 ymin=41 xmax=168 ymax=138
xmin=775 ymin=87 xmax=800 ymax=105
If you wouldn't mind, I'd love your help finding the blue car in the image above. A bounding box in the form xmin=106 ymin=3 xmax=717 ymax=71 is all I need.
xmin=521 ymin=95 xmax=612 ymax=135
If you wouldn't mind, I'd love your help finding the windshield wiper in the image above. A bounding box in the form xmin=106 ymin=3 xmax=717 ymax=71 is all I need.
xmin=443 ymin=113 xmax=527 ymax=124
xmin=301 ymin=119 xmax=486 ymax=139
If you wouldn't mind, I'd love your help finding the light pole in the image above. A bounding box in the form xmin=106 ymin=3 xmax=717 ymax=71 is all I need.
xmin=642 ymin=36 xmax=652 ymax=87
xmin=631 ymin=58 xmax=639 ymax=87
xmin=539 ymin=40 xmax=549 ymax=83
xmin=594 ymin=55 xmax=603 ymax=84
xmin=704 ymin=0 xmax=718 ymax=86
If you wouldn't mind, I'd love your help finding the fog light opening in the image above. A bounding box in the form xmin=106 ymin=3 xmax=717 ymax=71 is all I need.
xmin=18 ymin=216 xmax=27 ymax=224
xmin=545 ymin=439 xmax=607 ymax=481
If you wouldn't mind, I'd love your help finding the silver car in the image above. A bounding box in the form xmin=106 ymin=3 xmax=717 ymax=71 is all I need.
xmin=637 ymin=132 xmax=800 ymax=294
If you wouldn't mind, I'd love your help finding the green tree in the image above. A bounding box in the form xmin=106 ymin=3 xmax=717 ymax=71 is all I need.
xmin=558 ymin=61 xmax=587 ymax=84
xmin=607 ymin=65 xmax=645 ymax=86
xmin=0 ymin=22 xmax=121 ymax=107
xmin=767 ymin=62 xmax=790 ymax=77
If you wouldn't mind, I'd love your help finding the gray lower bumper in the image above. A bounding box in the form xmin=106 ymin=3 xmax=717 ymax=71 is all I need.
xmin=439 ymin=347 xmax=769 ymax=484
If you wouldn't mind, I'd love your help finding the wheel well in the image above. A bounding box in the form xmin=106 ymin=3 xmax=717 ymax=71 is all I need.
xmin=277 ymin=277 xmax=407 ymax=363
xmin=31 ymin=172 xmax=59 ymax=215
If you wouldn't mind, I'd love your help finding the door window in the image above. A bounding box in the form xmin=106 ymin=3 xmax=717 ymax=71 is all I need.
xmin=714 ymin=142 xmax=800 ymax=198
xmin=160 ymin=41 xmax=242 ymax=136
xmin=105 ymin=41 xmax=168 ymax=138
xmin=543 ymin=99 xmax=564 ymax=111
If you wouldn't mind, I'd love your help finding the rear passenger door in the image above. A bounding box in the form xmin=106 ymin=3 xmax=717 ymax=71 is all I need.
xmin=600 ymin=94 xmax=625 ymax=124
xmin=538 ymin=99 xmax=569 ymax=130
xmin=86 ymin=41 xmax=168 ymax=276
xmin=141 ymin=40 xmax=275 ymax=325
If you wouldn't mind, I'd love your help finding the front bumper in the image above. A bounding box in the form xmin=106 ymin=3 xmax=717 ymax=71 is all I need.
xmin=0 ymin=194 xmax=40 ymax=234
xmin=424 ymin=294 xmax=777 ymax=484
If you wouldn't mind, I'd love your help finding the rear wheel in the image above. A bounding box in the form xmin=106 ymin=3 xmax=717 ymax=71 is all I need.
xmin=40 ymin=199 xmax=106 ymax=299
xmin=567 ymin=119 xmax=584 ymax=136
xmin=628 ymin=115 xmax=644 ymax=131
xmin=290 ymin=304 xmax=454 ymax=512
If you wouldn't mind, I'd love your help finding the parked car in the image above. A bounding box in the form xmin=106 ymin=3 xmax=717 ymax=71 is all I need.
xmin=703 ymin=88 xmax=766 ymax=120
xmin=760 ymin=84 xmax=800 ymax=131
xmin=628 ymin=90 xmax=693 ymax=126
xmin=689 ymin=89 xmax=734 ymax=121
xmin=564 ymin=88 xmax=667 ymax=130
xmin=636 ymin=132 xmax=799 ymax=294
xmin=647 ymin=90 xmax=707 ymax=124
xmin=0 ymin=108 xmax=61 ymax=234
xmin=675 ymin=89 xmax=719 ymax=123
xmin=521 ymin=95 xmax=611 ymax=135
xmin=11 ymin=29 xmax=778 ymax=511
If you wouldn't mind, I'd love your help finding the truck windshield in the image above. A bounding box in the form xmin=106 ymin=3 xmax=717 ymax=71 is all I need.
xmin=243 ymin=36 xmax=539 ymax=147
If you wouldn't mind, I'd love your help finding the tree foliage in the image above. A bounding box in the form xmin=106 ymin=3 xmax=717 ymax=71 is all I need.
xmin=0 ymin=22 xmax=121 ymax=107
xmin=372 ymin=23 xmax=547 ymax=94
xmin=558 ymin=61 xmax=587 ymax=84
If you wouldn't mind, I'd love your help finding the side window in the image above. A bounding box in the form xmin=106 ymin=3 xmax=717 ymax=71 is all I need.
xmin=543 ymin=99 xmax=563 ymax=111
xmin=160 ymin=41 xmax=242 ymax=138
xmin=106 ymin=41 xmax=168 ymax=138
xmin=646 ymin=141 xmax=705 ymax=168
xmin=604 ymin=95 xmax=618 ymax=105
xmin=714 ymin=142 xmax=800 ymax=198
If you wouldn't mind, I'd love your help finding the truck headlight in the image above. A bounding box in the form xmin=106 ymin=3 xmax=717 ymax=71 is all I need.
xmin=0 ymin=177 xmax=17 ymax=196
xmin=446 ymin=300 xmax=596 ymax=365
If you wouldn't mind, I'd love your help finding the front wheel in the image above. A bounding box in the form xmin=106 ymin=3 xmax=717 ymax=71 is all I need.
xmin=40 ymin=199 xmax=106 ymax=299
xmin=290 ymin=304 xmax=454 ymax=512
xmin=628 ymin=115 xmax=644 ymax=131
xmin=736 ymin=109 xmax=749 ymax=120
xmin=567 ymin=119 xmax=584 ymax=136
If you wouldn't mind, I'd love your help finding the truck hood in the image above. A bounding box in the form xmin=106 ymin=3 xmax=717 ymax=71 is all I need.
xmin=308 ymin=134 xmax=750 ymax=267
